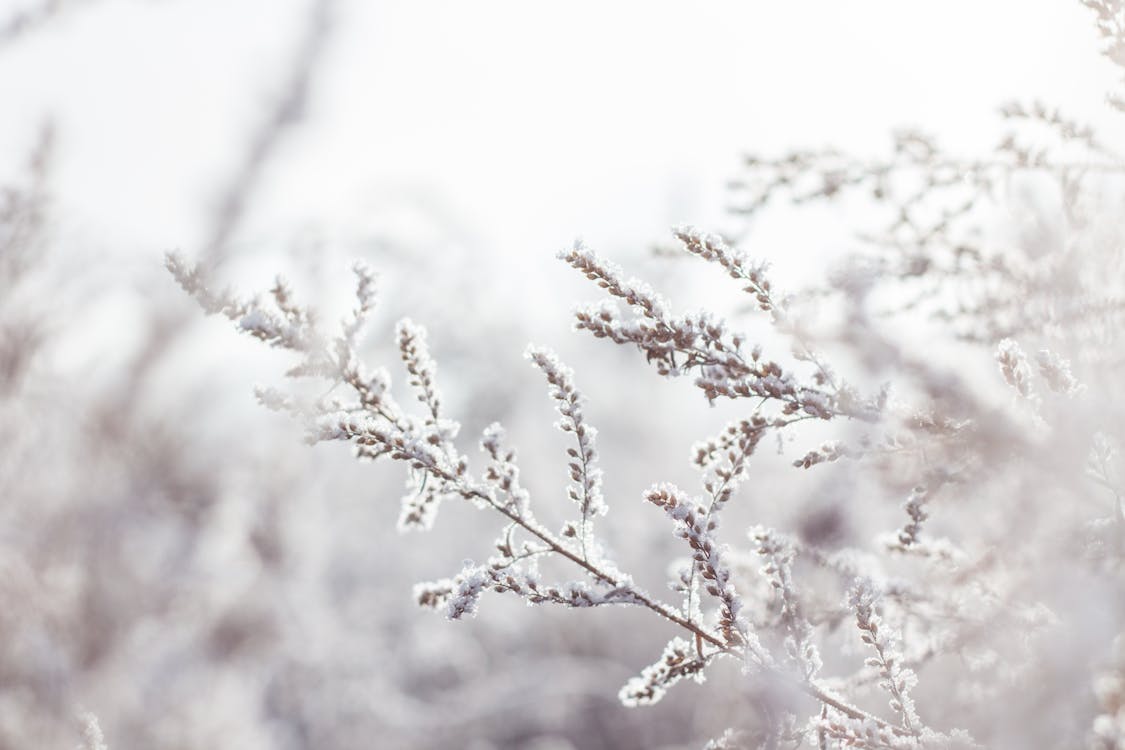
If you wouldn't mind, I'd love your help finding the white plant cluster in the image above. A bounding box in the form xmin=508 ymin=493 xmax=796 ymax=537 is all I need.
xmin=171 ymin=215 xmax=1121 ymax=747
xmin=165 ymin=2 xmax=1125 ymax=747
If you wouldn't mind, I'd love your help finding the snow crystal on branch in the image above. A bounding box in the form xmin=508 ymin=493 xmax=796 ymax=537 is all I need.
xmin=78 ymin=712 xmax=108 ymax=750
xmin=849 ymin=578 xmax=921 ymax=734
xmin=445 ymin=563 xmax=488 ymax=620
xmin=646 ymin=483 xmax=746 ymax=647
xmin=397 ymin=318 xmax=442 ymax=423
xmin=753 ymin=527 xmax=821 ymax=679
xmin=1035 ymin=347 xmax=1082 ymax=395
xmin=996 ymin=338 xmax=1036 ymax=403
xmin=619 ymin=636 xmax=706 ymax=707
xmin=674 ymin=225 xmax=782 ymax=315
xmin=558 ymin=240 xmax=670 ymax=321
xmin=525 ymin=346 xmax=607 ymax=548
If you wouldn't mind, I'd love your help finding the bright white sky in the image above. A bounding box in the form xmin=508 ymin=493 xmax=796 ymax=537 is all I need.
xmin=0 ymin=0 xmax=1118 ymax=304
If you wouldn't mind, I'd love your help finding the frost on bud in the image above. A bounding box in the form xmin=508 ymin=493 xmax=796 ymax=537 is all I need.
xmin=350 ymin=260 xmax=377 ymax=314
xmin=674 ymin=225 xmax=778 ymax=315
xmin=889 ymin=485 xmax=930 ymax=550
xmin=526 ymin=345 xmax=607 ymax=552
xmin=445 ymin=564 xmax=488 ymax=620
xmin=254 ymin=384 xmax=297 ymax=413
xmin=339 ymin=261 xmax=378 ymax=347
xmin=793 ymin=440 xmax=848 ymax=469
xmin=619 ymin=637 xmax=705 ymax=707
xmin=1035 ymin=348 xmax=1081 ymax=395
xmin=77 ymin=711 xmax=108 ymax=750
xmin=996 ymin=339 xmax=1036 ymax=402
xmin=397 ymin=477 xmax=442 ymax=532
xmin=397 ymin=318 xmax=442 ymax=423
xmin=558 ymin=240 xmax=670 ymax=320
xmin=480 ymin=422 xmax=530 ymax=514
xmin=414 ymin=579 xmax=454 ymax=610
xmin=849 ymin=577 xmax=921 ymax=733
xmin=753 ymin=527 xmax=821 ymax=678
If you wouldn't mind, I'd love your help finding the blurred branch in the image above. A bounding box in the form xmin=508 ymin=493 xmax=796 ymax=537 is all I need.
xmin=201 ymin=0 xmax=337 ymax=265
xmin=0 ymin=0 xmax=101 ymax=51
xmin=120 ymin=0 xmax=337 ymax=409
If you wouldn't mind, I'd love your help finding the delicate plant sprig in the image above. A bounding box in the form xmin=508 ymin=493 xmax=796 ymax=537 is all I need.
xmin=996 ymin=338 xmax=1037 ymax=404
xmin=77 ymin=711 xmax=108 ymax=750
xmin=1034 ymin=347 xmax=1082 ymax=396
xmin=673 ymin=226 xmax=782 ymax=315
xmin=753 ymin=526 xmax=822 ymax=680
xmin=1084 ymin=0 xmax=1125 ymax=111
xmin=646 ymin=483 xmax=749 ymax=650
xmin=397 ymin=319 xmax=441 ymax=423
xmin=890 ymin=486 xmax=930 ymax=551
xmin=526 ymin=346 xmax=606 ymax=560
xmin=849 ymin=579 xmax=922 ymax=735
xmin=619 ymin=636 xmax=707 ymax=707
xmin=728 ymin=112 xmax=1125 ymax=346
xmin=562 ymin=234 xmax=884 ymax=423
xmin=169 ymin=249 xmax=916 ymax=741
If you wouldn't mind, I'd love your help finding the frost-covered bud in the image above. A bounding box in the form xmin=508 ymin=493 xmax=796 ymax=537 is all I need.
xmin=446 ymin=564 xmax=488 ymax=620
xmin=997 ymin=339 xmax=1035 ymax=401
xmin=414 ymin=579 xmax=454 ymax=610
xmin=78 ymin=712 xmax=108 ymax=750
xmin=1035 ymin=348 xmax=1081 ymax=395
xmin=619 ymin=637 xmax=705 ymax=707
